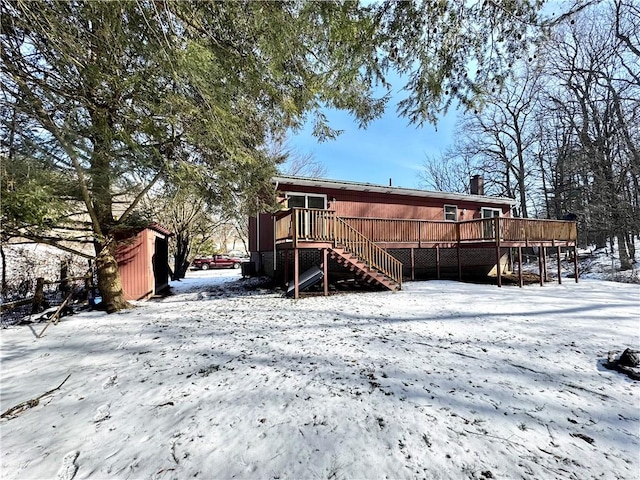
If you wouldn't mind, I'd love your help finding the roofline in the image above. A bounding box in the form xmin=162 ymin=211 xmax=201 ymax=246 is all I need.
xmin=273 ymin=175 xmax=516 ymax=206
xmin=148 ymin=222 xmax=173 ymax=237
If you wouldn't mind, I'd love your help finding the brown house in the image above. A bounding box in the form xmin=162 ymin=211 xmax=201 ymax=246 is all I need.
xmin=116 ymin=224 xmax=172 ymax=301
xmin=249 ymin=175 xmax=578 ymax=298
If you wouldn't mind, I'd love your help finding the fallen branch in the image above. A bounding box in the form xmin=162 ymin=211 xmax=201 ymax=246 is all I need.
xmin=38 ymin=287 xmax=77 ymax=338
xmin=1 ymin=374 xmax=71 ymax=419
xmin=0 ymin=297 xmax=34 ymax=312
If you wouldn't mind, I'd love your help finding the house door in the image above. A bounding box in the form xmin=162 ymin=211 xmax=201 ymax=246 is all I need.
xmin=286 ymin=193 xmax=327 ymax=239
xmin=481 ymin=208 xmax=501 ymax=239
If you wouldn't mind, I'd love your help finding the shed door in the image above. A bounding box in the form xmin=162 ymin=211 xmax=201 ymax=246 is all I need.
xmin=153 ymin=237 xmax=169 ymax=294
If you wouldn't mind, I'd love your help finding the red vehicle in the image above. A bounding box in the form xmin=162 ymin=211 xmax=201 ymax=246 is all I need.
xmin=191 ymin=255 xmax=245 ymax=270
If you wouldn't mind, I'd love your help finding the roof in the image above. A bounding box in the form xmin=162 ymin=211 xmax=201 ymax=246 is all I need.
xmin=273 ymin=175 xmax=516 ymax=206
xmin=148 ymin=223 xmax=173 ymax=237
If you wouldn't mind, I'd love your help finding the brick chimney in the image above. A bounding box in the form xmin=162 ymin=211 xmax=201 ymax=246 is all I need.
xmin=470 ymin=175 xmax=484 ymax=195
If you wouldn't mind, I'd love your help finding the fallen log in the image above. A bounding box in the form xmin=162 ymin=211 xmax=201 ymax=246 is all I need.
xmin=603 ymin=349 xmax=640 ymax=381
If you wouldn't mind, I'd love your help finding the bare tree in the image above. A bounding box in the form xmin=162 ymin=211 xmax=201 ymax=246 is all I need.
xmin=423 ymin=64 xmax=544 ymax=217
xmin=271 ymin=138 xmax=328 ymax=178
xmin=539 ymin=2 xmax=639 ymax=266
xmin=419 ymin=146 xmax=478 ymax=193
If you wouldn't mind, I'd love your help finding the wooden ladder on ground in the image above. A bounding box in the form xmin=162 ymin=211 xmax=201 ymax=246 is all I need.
xmin=330 ymin=217 xmax=402 ymax=291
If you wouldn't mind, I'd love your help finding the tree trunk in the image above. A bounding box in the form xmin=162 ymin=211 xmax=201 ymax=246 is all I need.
xmin=0 ymin=244 xmax=6 ymax=299
xmin=626 ymin=233 xmax=636 ymax=261
xmin=173 ymin=231 xmax=191 ymax=280
xmin=95 ymin=239 xmax=130 ymax=312
xmin=617 ymin=233 xmax=632 ymax=270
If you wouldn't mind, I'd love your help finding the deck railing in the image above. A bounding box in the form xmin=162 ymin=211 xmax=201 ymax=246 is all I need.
xmin=274 ymin=209 xmax=577 ymax=246
xmin=275 ymin=209 xmax=402 ymax=286
xmin=499 ymin=218 xmax=577 ymax=243
xmin=341 ymin=217 xmax=458 ymax=243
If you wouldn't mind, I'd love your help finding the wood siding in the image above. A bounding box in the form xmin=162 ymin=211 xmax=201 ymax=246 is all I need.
xmin=249 ymin=213 xmax=276 ymax=252
xmin=117 ymin=229 xmax=154 ymax=301
xmin=116 ymin=228 xmax=170 ymax=301
xmin=277 ymin=185 xmax=511 ymax=222
xmin=250 ymin=181 xmax=516 ymax=254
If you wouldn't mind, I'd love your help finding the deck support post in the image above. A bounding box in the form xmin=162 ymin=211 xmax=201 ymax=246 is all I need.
xmin=284 ymin=248 xmax=289 ymax=287
xmin=294 ymin=248 xmax=299 ymax=300
xmin=495 ymin=218 xmax=501 ymax=287
xmin=538 ymin=245 xmax=544 ymax=286
xmin=323 ymin=248 xmax=328 ymax=296
xmin=556 ymin=246 xmax=562 ymax=285
xmin=411 ymin=247 xmax=415 ymax=281
xmin=573 ymin=245 xmax=579 ymax=283
xmin=496 ymin=243 xmax=502 ymax=287
xmin=436 ymin=245 xmax=441 ymax=280
xmin=542 ymin=246 xmax=548 ymax=282
xmin=518 ymin=246 xmax=523 ymax=288
xmin=456 ymin=223 xmax=462 ymax=282
xmin=495 ymin=244 xmax=502 ymax=287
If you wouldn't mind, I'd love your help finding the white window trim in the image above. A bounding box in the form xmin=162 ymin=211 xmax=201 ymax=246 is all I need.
xmin=444 ymin=204 xmax=458 ymax=221
xmin=284 ymin=191 xmax=327 ymax=209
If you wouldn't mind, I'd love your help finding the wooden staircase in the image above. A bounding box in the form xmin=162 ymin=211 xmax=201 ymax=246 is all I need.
xmin=329 ymin=246 xmax=401 ymax=291
xmin=331 ymin=217 xmax=402 ymax=291
xmin=284 ymin=208 xmax=403 ymax=291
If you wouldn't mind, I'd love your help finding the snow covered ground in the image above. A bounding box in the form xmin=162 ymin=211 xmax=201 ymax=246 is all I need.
xmin=1 ymin=270 xmax=639 ymax=479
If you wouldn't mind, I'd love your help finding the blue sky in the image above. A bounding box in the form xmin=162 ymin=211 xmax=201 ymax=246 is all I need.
xmin=288 ymin=96 xmax=459 ymax=190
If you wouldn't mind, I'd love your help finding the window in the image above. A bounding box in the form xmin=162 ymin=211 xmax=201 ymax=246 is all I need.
xmin=307 ymin=196 xmax=325 ymax=209
xmin=481 ymin=208 xmax=501 ymax=219
xmin=444 ymin=205 xmax=458 ymax=221
xmin=285 ymin=193 xmax=326 ymax=209
xmin=287 ymin=195 xmax=306 ymax=208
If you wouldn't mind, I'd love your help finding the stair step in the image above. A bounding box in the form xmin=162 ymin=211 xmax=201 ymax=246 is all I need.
xmin=329 ymin=245 xmax=399 ymax=292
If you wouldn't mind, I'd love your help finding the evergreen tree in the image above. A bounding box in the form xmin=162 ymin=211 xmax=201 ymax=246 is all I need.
xmin=1 ymin=1 xmax=549 ymax=310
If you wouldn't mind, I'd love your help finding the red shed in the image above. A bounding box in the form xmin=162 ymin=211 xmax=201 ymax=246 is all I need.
xmin=115 ymin=223 xmax=172 ymax=301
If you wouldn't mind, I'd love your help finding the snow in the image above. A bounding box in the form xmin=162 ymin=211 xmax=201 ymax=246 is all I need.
xmin=1 ymin=269 xmax=639 ymax=480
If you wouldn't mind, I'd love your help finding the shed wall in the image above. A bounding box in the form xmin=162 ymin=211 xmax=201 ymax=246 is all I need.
xmin=117 ymin=230 xmax=154 ymax=301
xmin=116 ymin=228 xmax=170 ymax=301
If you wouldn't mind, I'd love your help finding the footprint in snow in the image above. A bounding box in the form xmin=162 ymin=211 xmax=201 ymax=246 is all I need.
xmin=55 ymin=450 xmax=79 ymax=480
xmin=93 ymin=404 xmax=111 ymax=423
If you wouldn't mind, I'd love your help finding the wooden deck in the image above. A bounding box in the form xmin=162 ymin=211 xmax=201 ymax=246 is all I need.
xmin=275 ymin=209 xmax=578 ymax=296
xmin=276 ymin=209 xmax=577 ymax=248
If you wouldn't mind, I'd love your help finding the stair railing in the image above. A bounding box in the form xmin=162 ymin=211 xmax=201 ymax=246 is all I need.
xmin=334 ymin=217 xmax=402 ymax=288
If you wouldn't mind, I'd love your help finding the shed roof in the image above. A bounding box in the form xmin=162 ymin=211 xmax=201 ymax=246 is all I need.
xmin=148 ymin=223 xmax=173 ymax=237
xmin=273 ymin=175 xmax=516 ymax=207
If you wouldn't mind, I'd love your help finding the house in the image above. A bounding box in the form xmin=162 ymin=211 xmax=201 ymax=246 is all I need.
xmin=115 ymin=223 xmax=172 ymax=301
xmin=249 ymin=175 xmax=578 ymax=298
